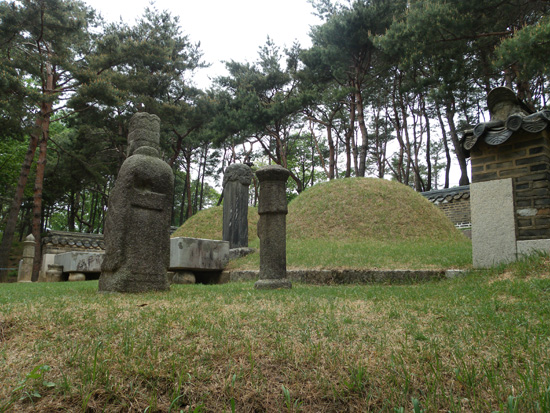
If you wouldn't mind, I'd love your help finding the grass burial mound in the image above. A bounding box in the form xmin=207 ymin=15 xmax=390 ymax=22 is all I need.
xmin=175 ymin=178 xmax=471 ymax=270
xmin=171 ymin=206 xmax=259 ymax=243
xmin=287 ymin=177 xmax=461 ymax=242
xmin=282 ymin=178 xmax=471 ymax=269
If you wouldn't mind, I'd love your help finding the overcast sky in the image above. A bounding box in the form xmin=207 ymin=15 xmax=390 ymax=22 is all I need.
xmin=84 ymin=0 xmax=322 ymax=88
xmin=82 ymin=0 xmax=464 ymax=186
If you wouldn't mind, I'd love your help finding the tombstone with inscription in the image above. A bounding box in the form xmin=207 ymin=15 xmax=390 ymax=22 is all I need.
xmin=254 ymin=165 xmax=292 ymax=290
xmin=99 ymin=113 xmax=174 ymax=292
xmin=222 ymin=163 xmax=254 ymax=249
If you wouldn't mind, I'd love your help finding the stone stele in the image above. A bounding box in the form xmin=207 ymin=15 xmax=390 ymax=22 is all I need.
xmin=99 ymin=112 xmax=174 ymax=293
xmin=222 ymin=163 xmax=254 ymax=249
xmin=254 ymin=165 xmax=292 ymax=290
xmin=471 ymin=178 xmax=517 ymax=268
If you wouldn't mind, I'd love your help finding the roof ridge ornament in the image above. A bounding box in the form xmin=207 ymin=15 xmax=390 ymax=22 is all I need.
xmin=462 ymin=87 xmax=548 ymax=153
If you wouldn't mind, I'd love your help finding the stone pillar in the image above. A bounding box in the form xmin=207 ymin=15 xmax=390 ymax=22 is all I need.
xmin=223 ymin=163 xmax=254 ymax=249
xmin=17 ymin=234 xmax=35 ymax=282
xmin=254 ymin=165 xmax=291 ymax=290
xmin=99 ymin=112 xmax=174 ymax=293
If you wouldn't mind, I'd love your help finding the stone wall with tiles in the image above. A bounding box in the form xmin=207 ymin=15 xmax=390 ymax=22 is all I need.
xmin=469 ymin=129 xmax=550 ymax=241
xmin=422 ymin=186 xmax=471 ymax=229
xmin=42 ymin=230 xmax=105 ymax=255
xmin=439 ymin=199 xmax=471 ymax=227
xmin=40 ymin=231 xmax=105 ymax=281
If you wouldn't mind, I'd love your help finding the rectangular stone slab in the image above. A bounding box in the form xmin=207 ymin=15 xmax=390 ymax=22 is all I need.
xmin=54 ymin=251 xmax=105 ymax=273
xmin=471 ymin=178 xmax=517 ymax=268
xmin=170 ymin=237 xmax=229 ymax=271
xmin=517 ymin=239 xmax=550 ymax=256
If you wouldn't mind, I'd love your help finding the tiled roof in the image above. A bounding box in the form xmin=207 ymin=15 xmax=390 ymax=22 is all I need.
xmin=42 ymin=230 xmax=105 ymax=249
xmin=421 ymin=185 xmax=470 ymax=204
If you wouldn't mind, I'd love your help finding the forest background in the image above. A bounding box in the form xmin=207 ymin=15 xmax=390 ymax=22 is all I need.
xmin=1 ymin=0 xmax=549 ymax=281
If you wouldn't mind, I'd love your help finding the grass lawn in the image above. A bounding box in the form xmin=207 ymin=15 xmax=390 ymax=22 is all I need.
xmin=226 ymin=238 xmax=472 ymax=271
xmin=1 ymin=253 xmax=549 ymax=412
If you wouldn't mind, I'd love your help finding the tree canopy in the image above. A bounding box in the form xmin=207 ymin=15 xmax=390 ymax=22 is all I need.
xmin=1 ymin=0 xmax=549 ymax=280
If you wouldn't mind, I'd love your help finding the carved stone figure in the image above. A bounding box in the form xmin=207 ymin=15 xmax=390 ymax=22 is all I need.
xmin=254 ymin=165 xmax=292 ymax=290
xmin=99 ymin=113 xmax=174 ymax=293
xmin=222 ymin=163 xmax=254 ymax=249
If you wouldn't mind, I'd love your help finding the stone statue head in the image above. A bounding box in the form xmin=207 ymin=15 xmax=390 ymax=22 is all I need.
xmin=127 ymin=112 xmax=161 ymax=157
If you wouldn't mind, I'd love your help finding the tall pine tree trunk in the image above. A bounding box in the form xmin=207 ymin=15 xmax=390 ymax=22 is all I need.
xmin=30 ymin=83 xmax=53 ymax=281
xmin=445 ymin=101 xmax=470 ymax=186
xmin=192 ymin=151 xmax=203 ymax=214
xmin=31 ymin=130 xmax=49 ymax=282
xmin=327 ymin=124 xmax=335 ymax=180
xmin=346 ymin=93 xmax=356 ymax=177
xmin=421 ymin=96 xmax=433 ymax=191
xmin=0 ymin=134 xmax=39 ymax=282
xmin=179 ymin=175 xmax=187 ymax=225
xmin=199 ymin=145 xmax=208 ymax=211
xmin=436 ymin=107 xmax=452 ymax=189
xmin=185 ymin=150 xmax=193 ymax=219
xmin=355 ymin=86 xmax=369 ymax=177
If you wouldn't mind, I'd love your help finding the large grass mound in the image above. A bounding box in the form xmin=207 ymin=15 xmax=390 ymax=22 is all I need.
xmin=173 ymin=178 xmax=471 ymax=269
xmin=287 ymin=177 xmax=463 ymax=242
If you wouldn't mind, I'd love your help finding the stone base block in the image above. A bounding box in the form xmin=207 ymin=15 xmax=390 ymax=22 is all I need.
xmin=68 ymin=273 xmax=86 ymax=282
xmin=254 ymin=279 xmax=292 ymax=289
xmin=517 ymin=239 xmax=550 ymax=256
xmin=46 ymin=264 xmax=63 ymax=282
xmin=171 ymin=271 xmax=196 ymax=284
xmin=229 ymin=247 xmax=256 ymax=260
xmin=445 ymin=269 xmax=467 ymax=279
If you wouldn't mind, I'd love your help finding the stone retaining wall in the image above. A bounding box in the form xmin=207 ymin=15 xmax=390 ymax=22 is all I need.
xmin=224 ymin=269 xmax=464 ymax=285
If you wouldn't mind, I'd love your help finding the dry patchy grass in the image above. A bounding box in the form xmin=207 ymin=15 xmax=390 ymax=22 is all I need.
xmin=1 ymin=259 xmax=550 ymax=412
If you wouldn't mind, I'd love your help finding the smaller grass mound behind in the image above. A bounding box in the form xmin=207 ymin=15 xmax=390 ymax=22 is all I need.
xmin=171 ymin=206 xmax=259 ymax=243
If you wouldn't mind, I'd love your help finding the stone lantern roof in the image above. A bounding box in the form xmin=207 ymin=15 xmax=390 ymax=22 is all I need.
xmin=462 ymin=87 xmax=550 ymax=155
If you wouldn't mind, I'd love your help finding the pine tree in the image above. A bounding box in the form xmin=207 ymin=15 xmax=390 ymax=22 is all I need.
xmin=0 ymin=0 xmax=98 ymax=282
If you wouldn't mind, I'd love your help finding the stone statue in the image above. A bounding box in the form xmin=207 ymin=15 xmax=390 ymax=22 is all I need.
xmin=222 ymin=163 xmax=254 ymax=249
xmin=99 ymin=113 xmax=174 ymax=293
